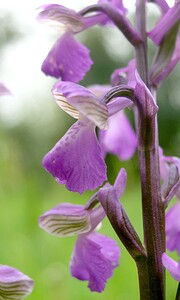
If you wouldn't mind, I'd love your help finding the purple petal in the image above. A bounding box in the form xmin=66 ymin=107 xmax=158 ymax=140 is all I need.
xmin=0 ymin=82 xmax=11 ymax=96
xmin=42 ymin=119 xmax=107 ymax=194
xmin=70 ymin=232 xmax=120 ymax=292
xmin=166 ymin=201 xmax=180 ymax=255
xmin=39 ymin=203 xmax=91 ymax=236
xmin=89 ymin=206 xmax=106 ymax=231
xmin=162 ymin=253 xmax=180 ymax=281
xmin=148 ymin=3 xmax=180 ymax=45
xmin=88 ymin=84 xmax=111 ymax=98
xmin=0 ymin=265 xmax=34 ymax=299
xmin=99 ymin=111 xmax=137 ymax=161
xmin=41 ymin=32 xmax=93 ymax=82
xmin=37 ymin=4 xmax=84 ymax=32
xmin=83 ymin=13 xmax=109 ymax=29
xmin=107 ymin=97 xmax=132 ymax=116
xmin=52 ymin=81 xmax=108 ymax=129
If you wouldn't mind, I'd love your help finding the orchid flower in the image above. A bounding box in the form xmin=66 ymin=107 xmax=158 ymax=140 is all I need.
xmin=42 ymin=81 xmax=108 ymax=194
xmin=39 ymin=168 xmax=128 ymax=292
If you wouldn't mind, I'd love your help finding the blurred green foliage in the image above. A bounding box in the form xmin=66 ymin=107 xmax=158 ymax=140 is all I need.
xmin=0 ymin=9 xmax=179 ymax=300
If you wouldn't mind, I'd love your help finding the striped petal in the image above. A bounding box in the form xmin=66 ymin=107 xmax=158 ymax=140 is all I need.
xmin=52 ymin=81 xmax=108 ymax=130
xmin=0 ymin=265 xmax=34 ymax=300
xmin=39 ymin=203 xmax=91 ymax=236
xmin=37 ymin=4 xmax=84 ymax=33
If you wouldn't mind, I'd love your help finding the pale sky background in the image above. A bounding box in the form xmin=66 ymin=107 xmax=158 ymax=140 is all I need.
xmin=0 ymin=0 xmax=175 ymax=125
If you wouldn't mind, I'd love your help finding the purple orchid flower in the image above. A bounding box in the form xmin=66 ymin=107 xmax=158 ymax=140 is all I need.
xmin=0 ymin=265 xmax=34 ymax=299
xmin=38 ymin=169 xmax=128 ymax=292
xmin=42 ymin=81 xmax=108 ymax=194
xmin=37 ymin=4 xmax=95 ymax=82
xmin=162 ymin=253 xmax=180 ymax=281
xmin=70 ymin=169 xmax=127 ymax=292
xmin=39 ymin=203 xmax=120 ymax=292
xmin=37 ymin=1 xmax=129 ymax=82
xmin=39 ymin=169 xmax=128 ymax=292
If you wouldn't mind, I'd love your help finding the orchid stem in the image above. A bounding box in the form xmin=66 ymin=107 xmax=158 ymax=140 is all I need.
xmin=135 ymin=0 xmax=165 ymax=299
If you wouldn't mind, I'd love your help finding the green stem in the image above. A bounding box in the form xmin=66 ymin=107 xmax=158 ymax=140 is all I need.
xmin=135 ymin=0 xmax=165 ymax=299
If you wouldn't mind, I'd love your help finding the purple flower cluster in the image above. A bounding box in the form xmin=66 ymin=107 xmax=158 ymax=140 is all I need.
xmin=38 ymin=0 xmax=180 ymax=295
xmin=39 ymin=170 xmax=127 ymax=292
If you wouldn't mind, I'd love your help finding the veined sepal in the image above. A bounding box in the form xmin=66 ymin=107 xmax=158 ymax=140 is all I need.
xmin=52 ymin=81 xmax=108 ymax=129
xmin=0 ymin=265 xmax=34 ymax=300
xmin=37 ymin=4 xmax=84 ymax=33
xmin=39 ymin=203 xmax=92 ymax=236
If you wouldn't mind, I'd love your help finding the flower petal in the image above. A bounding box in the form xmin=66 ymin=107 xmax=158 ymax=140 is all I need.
xmin=42 ymin=119 xmax=107 ymax=194
xmin=99 ymin=111 xmax=137 ymax=160
xmin=41 ymin=32 xmax=93 ymax=82
xmin=148 ymin=3 xmax=180 ymax=45
xmin=52 ymin=81 xmax=108 ymax=129
xmin=0 ymin=265 xmax=34 ymax=300
xmin=70 ymin=232 xmax=120 ymax=292
xmin=166 ymin=201 xmax=180 ymax=255
xmin=39 ymin=203 xmax=92 ymax=236
xmin=37 ymin=4 xmax=84 ymax=32
xmin=162 ymin=253 xmax=180 ymax=281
